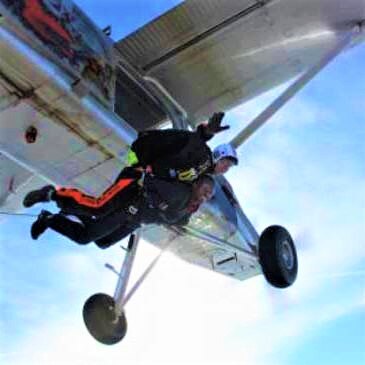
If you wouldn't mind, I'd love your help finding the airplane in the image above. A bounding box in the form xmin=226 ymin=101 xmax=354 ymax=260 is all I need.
xmin=0 ymin=0 xmax=363 ymax=345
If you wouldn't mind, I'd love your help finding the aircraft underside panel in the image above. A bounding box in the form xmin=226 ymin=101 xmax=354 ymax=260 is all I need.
xmin=0 ymin=0 xmax=116 ymax=108
xmin=0 ymin=49 xmax=130 ymax=193
xmin=142 ymin=221 xmax=260 ymax=281
xmin=0 ymin=1 xmax=136 ymax=210
xmin=0 ymin=98 xmax=128 ymax=212
xmin=116 ymin=0 xmax=365 ymax=123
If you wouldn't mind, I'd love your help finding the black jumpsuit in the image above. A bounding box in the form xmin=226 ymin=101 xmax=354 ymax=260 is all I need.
xmin=51 ymin=125 xmax=214 ymax=219
xmin=43 ymin=176 xmax=193 ymax=248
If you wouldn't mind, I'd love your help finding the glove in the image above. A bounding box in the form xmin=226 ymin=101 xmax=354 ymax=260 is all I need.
xmin=206 ymin=112 xmax=229 ymax=134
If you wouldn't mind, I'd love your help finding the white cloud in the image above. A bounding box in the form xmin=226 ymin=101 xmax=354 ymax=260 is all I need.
xmin=7 ymin=247 xmax=363 ymax=365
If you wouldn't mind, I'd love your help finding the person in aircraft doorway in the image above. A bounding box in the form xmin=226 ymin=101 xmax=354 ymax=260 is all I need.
xmin=23 ymin=112 xmax=238 ymax=218
xmin=29 ymin=174 xmax=215 ymax=248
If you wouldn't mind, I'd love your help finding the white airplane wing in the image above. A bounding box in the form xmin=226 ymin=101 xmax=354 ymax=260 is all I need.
xmin=115 ymin=0 xmax=365 ymax=123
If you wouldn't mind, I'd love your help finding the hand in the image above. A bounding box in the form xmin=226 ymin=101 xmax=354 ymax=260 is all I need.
xmin=207 ymin=112 xmax=229 ymax=134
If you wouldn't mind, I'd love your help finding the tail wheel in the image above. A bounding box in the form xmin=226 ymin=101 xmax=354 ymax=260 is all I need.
xmin=83 ymin=293 xmax=127 ymax=345
xmin=258 ymin=225 xmax=298 ymax=288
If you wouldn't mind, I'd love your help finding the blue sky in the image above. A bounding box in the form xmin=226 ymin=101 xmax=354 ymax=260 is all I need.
xmin=1 ymin=1 xmax=365 ymax=364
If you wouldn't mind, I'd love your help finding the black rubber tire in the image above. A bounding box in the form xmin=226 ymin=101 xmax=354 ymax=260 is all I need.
xmin=83 ymin=293 xmax=127 ymax=345
xmin=258 ymin=225 xmax=298 ymax=288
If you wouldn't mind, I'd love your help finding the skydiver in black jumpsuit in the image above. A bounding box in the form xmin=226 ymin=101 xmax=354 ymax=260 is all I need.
xmin=29 ymin=175 xmax=215 ymax=249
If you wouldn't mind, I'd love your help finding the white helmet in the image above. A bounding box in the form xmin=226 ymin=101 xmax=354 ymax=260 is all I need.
xmin=213 ymin=144 xmax=238 ymax=165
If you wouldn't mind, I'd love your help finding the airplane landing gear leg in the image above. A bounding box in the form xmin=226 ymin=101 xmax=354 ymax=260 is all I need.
xmin=83 ymin=231 xmax=140 ymax=345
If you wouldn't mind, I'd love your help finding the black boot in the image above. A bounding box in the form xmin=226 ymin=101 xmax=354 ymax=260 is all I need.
xmin=23 ymin=185 xmax=55 ymax=208
xmin=31 ymin=210 xmax=53 ymax=240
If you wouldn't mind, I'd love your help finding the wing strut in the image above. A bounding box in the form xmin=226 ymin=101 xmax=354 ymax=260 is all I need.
xmin=121 ymin=239 xmax=171 ymax=306
xmin=230 ymin=22 xmax=364 ymax=149
xmin=113 ymin=230 xmax=141 ymax=316
xmin=109 ymin=230 xmax=176 ymax=316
